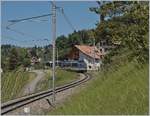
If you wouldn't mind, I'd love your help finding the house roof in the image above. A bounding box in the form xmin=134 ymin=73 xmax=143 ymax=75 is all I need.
xmin=75 ymin=45 xmax=103 ymax=59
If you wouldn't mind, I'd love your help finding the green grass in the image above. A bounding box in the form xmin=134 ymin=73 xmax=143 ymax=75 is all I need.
xmin=36 ymin=69 xmax=79 ymax=92
xmin=48 ymin=63 xmax=149 ymax=115
xmin=1 ymin=69 xmax=36 ymax=103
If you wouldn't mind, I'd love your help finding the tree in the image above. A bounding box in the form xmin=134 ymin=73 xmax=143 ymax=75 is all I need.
xmin=22 ymin=51 xmax=31 ymax=67
xmin=55 ymin=29 xmax=94 ymax=59
xmin=89 ymin=1 xmax=108 ymax=22
xmin=43 ymin=44 xmax=53 ymax=61
xmin=92 ymin=1 xmax=149 ymax=63
xmin=78 ymin=30 xmax=94 ymax=45
xmin=30 ymin=45 xmax=37 ymax=57
xmin=9 ymin=48 xmax=19 ymax=70
xmin=1 ymin=44 xmax=13 ymax=71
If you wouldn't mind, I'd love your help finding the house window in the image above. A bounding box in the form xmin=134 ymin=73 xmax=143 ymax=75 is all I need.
xmin=89 ymin=65 xmax=91 ymax=69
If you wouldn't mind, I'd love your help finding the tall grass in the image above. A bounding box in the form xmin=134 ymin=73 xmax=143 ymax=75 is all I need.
xmin=48 ymin=62 xmax=148 ymax=115
xmin=1 ymin=69 xmax=35 ymax=103
xmin=36 ymin=69 xmax=79 ymax=92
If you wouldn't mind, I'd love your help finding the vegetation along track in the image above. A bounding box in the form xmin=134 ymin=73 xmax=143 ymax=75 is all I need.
xmin=1 ymin=73 xmax=91 ymax=115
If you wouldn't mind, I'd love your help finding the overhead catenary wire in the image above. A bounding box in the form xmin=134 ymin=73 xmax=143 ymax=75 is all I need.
xmin=57 ymin=7 xmax=76 ymax=31
xmin=6 ymin=14 xmax=52 ymax=31
xmin=5 ymin=13 xmax=52 ymax=42
xmin=6 ymin=22 xmax=19 ymax=28
xmin=6 ymin=3 xmax=76 ymax=32
xmin=27 ymin=19 xmax=49 ymax=23
xmin=4 ymin=2 xmax=76 ymax=46
xmin=2 ymin=35 xmax=49 ymax=44
xmin=4 ymin=24 xmax=50 ymax=46
xmin=50 ymin=1 xmax=76 ymax=31
xmin=2 ymin=35 xmax=27 ymax=42
xmin=2 ymin=35 xmax=31 ymax=47
xmin=8 ymin=13 xmax=52 ymax=23
xmin=61 ymin=8 xmax=76 ymax=31
xmin=6 ymin=27 xmax=44 ymax=40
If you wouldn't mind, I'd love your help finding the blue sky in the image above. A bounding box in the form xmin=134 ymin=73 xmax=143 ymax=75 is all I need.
xmin=1 ymin=1 xmax=99 ymax=47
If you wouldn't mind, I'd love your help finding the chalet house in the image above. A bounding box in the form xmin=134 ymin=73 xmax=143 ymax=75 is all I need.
xmin=31 ymin=57 xmax=41 ymax=65
xmin=68 ymin=45 xmax=104 ymax=70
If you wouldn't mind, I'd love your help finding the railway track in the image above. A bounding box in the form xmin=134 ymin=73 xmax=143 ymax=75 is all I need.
xmin=1 ymin=73 xmax=91 ymax=115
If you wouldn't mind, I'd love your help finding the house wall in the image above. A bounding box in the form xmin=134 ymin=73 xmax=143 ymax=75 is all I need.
xmin=67 ymin=46 xmax=102 ymax=70
xmin=79 ymin=51 xmax=101 ymax=70
xmin=67 ymin=47 xmax=79 ymax=60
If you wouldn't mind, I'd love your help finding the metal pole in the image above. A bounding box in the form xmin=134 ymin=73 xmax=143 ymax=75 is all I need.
xmin=57 ymin=48 xmax=58 ymax=66
xmin=51 ymin=0 xmax=56 ymax=103
xmin=93 ymin=38 xmax=96 ymax=70
xmin=91 ymin=30 xmax=96 ymax=70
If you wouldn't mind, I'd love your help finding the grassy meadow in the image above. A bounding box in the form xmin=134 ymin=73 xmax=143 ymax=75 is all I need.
xmin=36 ymin=69 xmax=79 ymax=92
xmin=1 ymin=68 xmax=78 ymax=103
xmin=48 ymin=62 xmax=149 ymax=115
xmin=1 ymin=69 xmax=36 ymax=103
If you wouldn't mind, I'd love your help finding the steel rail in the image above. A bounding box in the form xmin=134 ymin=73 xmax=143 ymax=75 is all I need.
xmin=1 ymin=73 xmax=91 ymax=115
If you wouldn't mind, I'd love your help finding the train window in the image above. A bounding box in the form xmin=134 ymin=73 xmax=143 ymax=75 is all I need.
xmin=103 ymin=42 xmax=106 ymax=46
xmin=100 ymin=42 xmax=102 ymax=46
xmin=72 ymin=63 xmax=78 ymax=67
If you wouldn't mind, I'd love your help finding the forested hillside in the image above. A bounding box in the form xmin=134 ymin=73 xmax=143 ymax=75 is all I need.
xmin=1 ymin=45 xmax=30 ymax=71
xmin=1 ymin=44 xmax=52 ymax=71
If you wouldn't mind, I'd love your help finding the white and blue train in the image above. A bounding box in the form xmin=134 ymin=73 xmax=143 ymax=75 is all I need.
xmin=46 ymin=60 xmax=87 ymax=72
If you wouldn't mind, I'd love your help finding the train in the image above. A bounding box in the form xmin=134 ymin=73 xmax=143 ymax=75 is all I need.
xmin=45 ymin=60 xmax=87 ymax=72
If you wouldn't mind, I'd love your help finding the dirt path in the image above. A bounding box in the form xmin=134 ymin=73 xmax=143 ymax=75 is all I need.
xmin=7 ymin=73 xmax=91 ymax=115
xmin=22 ymin=70 xmax=45 ymax=96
